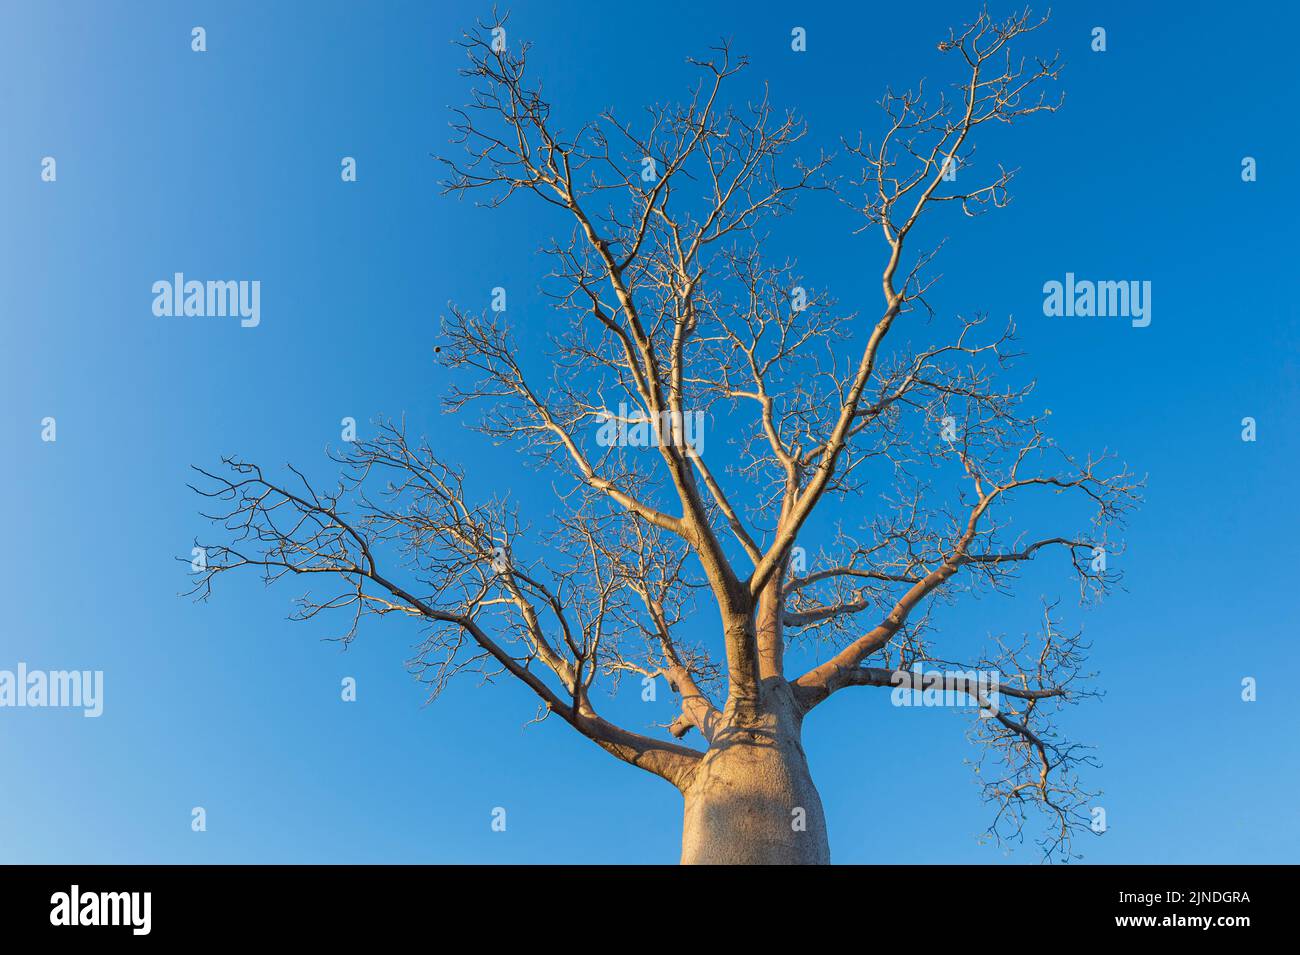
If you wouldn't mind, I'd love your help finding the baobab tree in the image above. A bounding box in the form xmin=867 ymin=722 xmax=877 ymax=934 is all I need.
xmin=190 ymin=7 xmax=1139 ymax=864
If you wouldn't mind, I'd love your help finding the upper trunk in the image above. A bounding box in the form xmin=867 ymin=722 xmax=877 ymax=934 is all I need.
xmin=679 ymin=680 xmax=829 ymax=864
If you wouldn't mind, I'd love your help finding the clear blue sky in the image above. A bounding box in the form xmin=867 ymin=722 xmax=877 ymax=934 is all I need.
xmin=2 ymin=0 xmax=1297 ymax=864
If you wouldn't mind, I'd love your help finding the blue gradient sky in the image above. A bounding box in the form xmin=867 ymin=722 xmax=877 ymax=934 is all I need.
xmin=2 ymin=0 xmax=1297 ymax=864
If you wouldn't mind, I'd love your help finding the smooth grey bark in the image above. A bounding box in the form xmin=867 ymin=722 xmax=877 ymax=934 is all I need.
xmin=679 ymin=681 xmax=830 ymax=864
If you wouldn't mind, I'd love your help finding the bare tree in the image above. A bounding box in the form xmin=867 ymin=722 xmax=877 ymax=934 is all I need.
xmin=190 ymin=6 xmax=1139 ymax=864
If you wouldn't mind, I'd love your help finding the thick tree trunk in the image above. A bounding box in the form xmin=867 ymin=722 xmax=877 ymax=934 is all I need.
xmin=679 ymin=683 xmax=829 ymax=864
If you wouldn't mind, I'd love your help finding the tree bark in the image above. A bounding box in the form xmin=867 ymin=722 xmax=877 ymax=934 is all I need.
xmin=679 ymin=681 xmax=829 ymax=864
